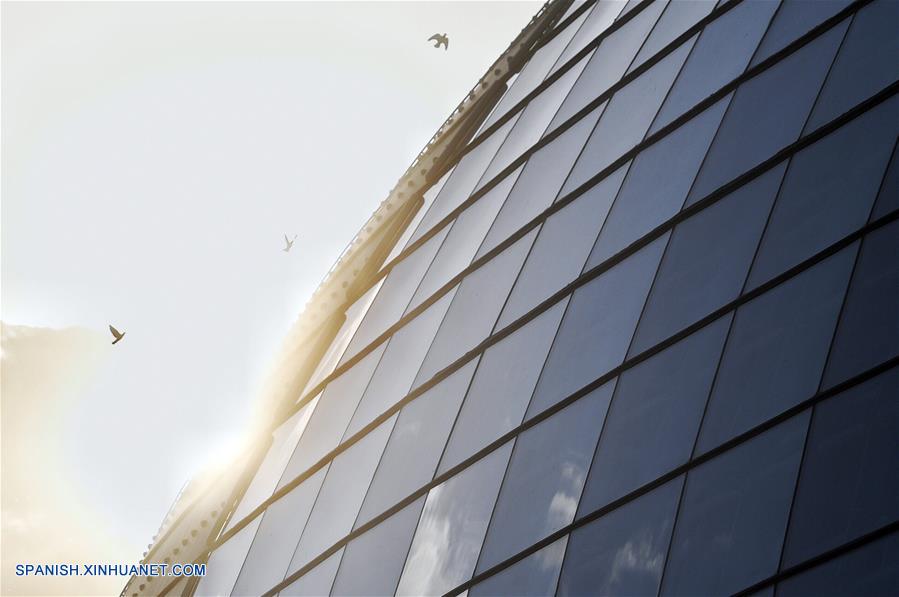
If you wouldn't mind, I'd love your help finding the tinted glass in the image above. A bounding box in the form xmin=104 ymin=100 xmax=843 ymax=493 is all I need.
xmin=822 ymin=214 xmax=899 ymax=388
xmin=696 ymin=244 xmax=857 ymax=454
xmin=396 ymin=442 xmax=515 ymax=597
xmin=687 ymin=22 xmax=847 ymax=205
xmin=629 ymin=163 xmax=784 ymax=354
xmin=279 ymin=548 xmax=343 ymax=597
xmin=870 ymin=142 xmax=898 ymax=220
xmin=331 ymin=498 xmax=427 ymax=596
xmin=587 ymin=94 xmax=730 ymax=267
xmin=551 ymin=0 xmax=629 ymax=73
xmin=649 ymin=0 xmax=778 ymax=133
xmin=580 ymin=316 xmax=731 ymax=513
xmin=476 ymin=105 xmax=604 ymax=259
xmin=562 ymin=39 xmax=695 ymax=195
xmin=747 ymin=96 xmax=899 ymax=288
xmin=497 ymin=163 xmax=628 ymax=328
xmin=628 ymin=0 xmax=715 ymax=73
xmin=557 ymin=477 xmax=683 ymax=597
xmin=751 ymin=0 xmax=851 ymax=66
xmin=661 ymin=412 xmax=810 ymax=597
xmin=439 ymin=300 xmax=568 ymax=475
xmin=356 ymin=359 xmax=477 ymax=527
xmin=414 ymin=230 xmax=537 ymax=386
xmin=477 ymin=381 xmax=614 ymax=571
xmin=194 ymin=518 xmax=260 ymax=597
xmin=386 ymin=168 xmax=452 ymax=263
xmin=527 ymin=234 xmax=668 ymax=417
xmin=784 ymin=368 xmax=899 ymax=566
xmin=805 ymin=0 xmax=899 ymax=131
xmin=470 ymin=537 xmax=568 ymax=597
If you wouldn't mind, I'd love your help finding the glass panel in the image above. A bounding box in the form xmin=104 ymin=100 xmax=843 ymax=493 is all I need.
xmin=587 ymin=94 xmax=731 ymax=267
xmin=414 ymin=230 xmax=538 ymax=387
xmin=277 ymin=344 xmax=386 ymax=490
xmin=629 ymin=163 xmax=784 ymax=355
xmin=497 ymin=163 xmax=628 ymax=328
xmin=751 ymin=0 xmax=851 ymax=66
xmin=332 ymin=498 xmax=427 ymax=596
xmin=476 ymin=104 xmax=605 ymax=260
xmin=287 ymin=416 xmax=396 ymax=576
xmin=784 ymin=367 xmax=899 ymax=566
xmin=778 ymin=532 xmax=899 ymax=597
xmin=343 ymin=290 xmax=456 ymax=440
xmin=396 ymin=442 xmax=515 ymax=597
xmin=340 ymin=226 xmax=450 ymax=365
xmin=527 ymin=233 xmax=669 ymax=418
xmin=747 ymin=96 xmax=899 ymax=289
xmin=557 ymin=477 xmax=683 ymax=597
xmin=470 ymin=537 xmax=568 ymax=597
xmin=686 ymin=21 xmax=847 ymax=205
xmin=548 ymin=0 xmax=667 ymax=131
xmin=356 ymin=359 xmax=479 ymax=528
xmin=279 ymin=548 xmax=343 ymax=597
xmin=194 ymin=518 xmax=260 ymax=597
xmin=822 ymin=221 xmax=899 ymax=387
xmin=870 ymin=143 xmax=898 ymax=220
xmin=660 ymin=413 xmax=810 ymax=597
xmin=232 ymin=467 xmax=329 ymax=596
xmin=438 ymin=300 xmax=569 ymax=476
xmin=580 ymin=316 xmax=731 ymax=513
xmin=696 ymin=245 xmax=857 ymax=454
xmin=650 ymin=0 xmax=779 ymax=134
xmin=477 ymin=54 xmax=592 ymax=191
xmin=407 ymin=168 xmax=522 ymax=311
xmin=628 ymin=0 xmax=716 ymax=73
xmin=477 ymin=381 xmax=614 ymax=572
xmin=385 ymin=167 xmax=454 ymax=264
xmin=562 ymin=37 xmax=695 ymax=196
xmin=551 ymin=0 xmax=629 ymax=74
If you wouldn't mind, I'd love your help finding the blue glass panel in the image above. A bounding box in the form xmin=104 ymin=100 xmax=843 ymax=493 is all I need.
xmin=870 ymin=142 xmax=898 ymax=220
xmin=470 ymin=537 xmax=567 ymax=597
xmin=628 ymin=0 xmax=715 ymax=73
xmin=751 ymin=0 xmax=851 ymax=66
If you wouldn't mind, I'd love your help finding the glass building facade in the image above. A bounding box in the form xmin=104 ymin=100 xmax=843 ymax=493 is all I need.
xmin=132 ymin=0 xmax=899 ymax=595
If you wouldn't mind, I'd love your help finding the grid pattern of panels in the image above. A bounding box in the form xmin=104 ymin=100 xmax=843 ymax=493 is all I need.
xmin=186 ymin=1 xmax=899 ymax=596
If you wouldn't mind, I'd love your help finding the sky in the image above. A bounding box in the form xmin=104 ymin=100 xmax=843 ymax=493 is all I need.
xmin=1 ymin=1 xmax=539 ymax=593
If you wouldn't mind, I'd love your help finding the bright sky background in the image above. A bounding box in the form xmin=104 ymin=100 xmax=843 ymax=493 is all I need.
xmin=1 ymin=1 xmax=539 ymax=592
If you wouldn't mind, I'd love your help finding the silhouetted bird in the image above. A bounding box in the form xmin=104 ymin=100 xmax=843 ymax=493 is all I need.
xmin=428 ymin=33 xmax=449 ymax=50
xmin=109 ymin=325 xmax=125 ymax=345
xmin=283 ymin=234 xmax=297 ymax=253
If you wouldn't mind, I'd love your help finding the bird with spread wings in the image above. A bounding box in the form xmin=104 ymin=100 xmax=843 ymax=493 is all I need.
xmin=283 ymin=234 xmax=297 ymax=253
xmin=109 ymin=325 xmax=125 ymax=345
xmin=428 ymin=33 xmax=449 ymax=50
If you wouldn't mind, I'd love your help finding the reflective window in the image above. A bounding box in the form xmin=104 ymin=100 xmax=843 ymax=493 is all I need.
xmin=385 ymin=167 xmax=453 ymax=263
xmin=650 ymin=0 xmax=779 ymax=133
xmin=396 ymin=442 xmax=515 ymax=597
xmin=331 ymin=498 xmax=427 ymax=596
xmin=696 ymin=245 xmax=857 ymax=454
xmin=194 ymin=518 xmax=261 ymax=597
xmin=784 ymin=368 xmax=899 ymax=566
xmin=356 ymin=360 xmax=478 ymax=527
xmin=407 ymin=168 xmax=521 ymax=311
xmin=527 ymin=234 xmax=668 ymax=417
xmin=477 ymin=382 xmax=614 ymax=571
xmin=232 ymin=467 xmax=329 ymax=596
xmin=629 ymin=163 xmax=784 ymax=354
xmin=687 ymin=21 xmax=847 ymax=205
xmin=751 ymin=0 xmax=851 ymax=66
xmin=808 ymin=0 xmax=899 ymax=130
xmin=778 ymin=532 xmax=899 ymax=597
xmin=587 ymin=94 xmax=731 ymax=267
xmin=343 ymin=290 xmax=455 ymax=439
xmin=562 ymin=38 xmax=695 ymax=196
xmin=470 ymin=537 xmax=568 ymax=597
xmin=497 ymin=163 xmax=628 ymax=328
xmin=439 ymin=301 xmax=568 ymax=476
xmin=822 ymin=221 xmax=899 ymax=388
xmin=476 ymin=105 xmax=604 ymax=260
xmin=628 ymin=0 xmax=715 ymax=73
xmin=277 ymin=344 xmax=386 ymax=490
xmin=558 ymin=477 xmax=683 ymax=597
xmin=747 ymin=96 xmax=899 ymax=288
xmin=279 ymin=548 xmax=343 ymax=597
xmin=287 ymin=416 xmax=396 ymax=576
xmin=550 ymin=0 xmax=629 ymax=74
xmin=661 ymin=413 xmax=810 ymax=597
xmin=549 ymin=0 xmax=667 ymax=130
xmin=580 ymin=316 xmax=731 ymax=513
xmin=870 ymin=143 xmax=898 ymax=220
xmin=414 ymin=230 xmax=538 ymax=387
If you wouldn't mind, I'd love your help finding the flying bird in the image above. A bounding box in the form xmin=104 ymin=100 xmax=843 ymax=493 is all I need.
xmin=428 ymin=33 xmax=449 ymax=50
xmin=283 ymin=234 xmax=297 ymax=253
xmin=109 ymin=325 xmax=125 ymax=345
